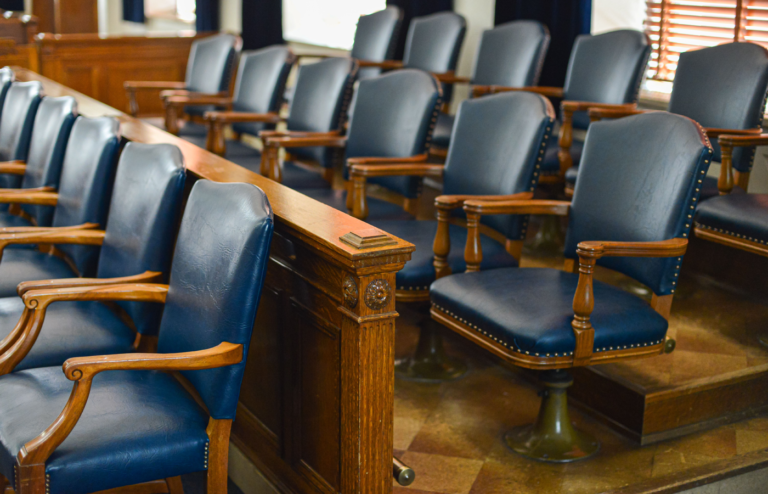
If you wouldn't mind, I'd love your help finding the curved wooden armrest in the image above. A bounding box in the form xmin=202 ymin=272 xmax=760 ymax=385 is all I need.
xmin=562 ymin=101 xmax=637 ymax=113
xmin=0 ymin=190 xmax=58 ymax=205
xmin=17 ymin=270 xmax=162 ymax=297
xmin=0 ymin=160 xmax=26 ymax=175
xmin=0 ymin=228 xmax=104 ymax=252
xmin=347 ymin=154 xmax=430 ymax=219
xmin=124 ymin=81 xmax=186 ymax=90
xmin=575 ymin=238 xmax=688 ymax=259
xmin=164 ymin=95 xmax=233 ymax=107
xmin=715 ymin=131 xmax=768 ymax=195
xmin=718 ymin=132 xmax=768 ymax=147
xmin=463 ymin=199 xmax=571 ymax=216
xmin=588 ymin=107 xmax=648 ymax=122
xmin=435 ymin=191 xmax=533 ymax=210
xmin=472 ymin=85 xmax=564 ymax=98
xmin=357 ymin=59 xmax=403 ymax=70
xmin=0 ymin=185 xmax=53 ymax=195
xmin=295 ymin=53 xmax=333 ymax=60
xmin=17 ymin=341 xmax=241 ymax=466
xmin=347 ymin=154 xmax=428 ymax=166
xmin=160 ymin=89 xmax=228 ymax=100
xmin=0 ymin=222 xmax=98 ymax=235
xmin=204 ymin=111 xmax=282 ymax=124
xmin=705 ymin=128 xmax=761 ymax=140
xmin=349 ymin=163 xmax=444 ymax=178
xmin=433 ymin=72 xmax=469 ymax=84
xmin=260 ymin=130 xmax=341 ymax=139
xmin=263 ymin=134 xmax=347 ymax=148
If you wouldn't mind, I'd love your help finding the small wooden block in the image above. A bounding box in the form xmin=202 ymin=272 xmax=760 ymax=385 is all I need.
xmin=340 ymin=229 xmax=398 ymax=249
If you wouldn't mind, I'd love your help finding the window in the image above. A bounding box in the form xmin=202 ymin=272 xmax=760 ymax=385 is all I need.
xmin=282 ymin=0 xmax=386 ymax=50
xmin=144 ymin=0 xmax=195 ymax=22
xmin=645 ymin=0 xmax=768 ymax=80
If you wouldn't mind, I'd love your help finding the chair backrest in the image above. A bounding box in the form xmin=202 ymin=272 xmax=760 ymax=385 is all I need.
xmin=157 ymin=180 xmax=274 ymax=420
xmin=443 ymin=92 xmax=555 ymax=239
xmin=230 ymin=45 xmax=294 ymax=137
xmin=563 ymin=30 xmax=651 ymax=130
xmin=564 ymin=112 xmax=712 ymax=295
xmin=351 ymin=6 xmax=402 ymax=80
xmin=346 ymin=69 xmax=441 ymax=199
xmin=96 ymin=143 xmax=186 ymax=336
xmin=669 ymin=42 xmax=768 ymax=173
xmin=0 ymin=67 xmax=14 ymax=114
xmin=185 ymin=33 xmax=240 ymax=94
xmin=286 ymin=57 xmax=357 ymax=168
xmin=403 ymin=12 xmax=466 ymax=74
xmin=20 ymin=96 xmax=78 ymax=227
xmin=471 ymin=21 xmax=550 ymax=87
xmin=0 ymin=81 xmax=42 ymax=163
xmin=52 ymin=117 xmax=120 ymax=277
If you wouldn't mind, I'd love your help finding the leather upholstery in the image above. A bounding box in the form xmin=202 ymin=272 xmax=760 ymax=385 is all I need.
xmin=96 ymin=143 xmax=186 ymax=335
xmin=0 ymin=82 xmax=43 ymax=190
xmin=344 ymin=69 xmax=441 ymax=199
xmin=0 ymin=249 xmax=77 ymax=297
xmin=372 ymin=220 xmax=517 ymax=290
xmin=157 ymin=180 xmax=274 ymax=419
xmin=0 ymin=298 xmax=134 ymax=371
xmin=284 ymin=57 xmax=356 ymax=168
xmin=669 ymin=43 xmax=768 ymax=172
xmin=564 ymin=112 xmax=712 ymax=295
xmin=352 ymin=6 xmax=402 ymax=80
xmin=431 ymin=268 xmax=668 ymax=356
xmin=183 ymin=34 xmax=240 ymax=117
xmin=0 ymin=367 xmax=209 ymax=494
xmin=564 ymin=30 xmax=651 ymax=130
xmin=20 ymin=96 xmax=78 ymax=227
xmin=0 ymin=213 xmax=32 ymax=230
xmin=52 ymin=117 xmax=121 ymax=277
xmin=695 ymin=193 xmax=768 ymax=244
xmin=431 ymin=112 xmax=454 ymax=149
xmin=229 ymin=46 xmax=293 ymax=137
xmin=542 ymin=132 xmax=583 ymax=176
xmin=0 ymin=67 xmax=14 ymax=115
xmin=442 ymin=92 xmax=554 ymax=240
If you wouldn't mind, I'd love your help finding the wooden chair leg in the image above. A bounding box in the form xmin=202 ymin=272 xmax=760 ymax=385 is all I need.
xmin=206 ymin=419 xmax=233 ymax=494
xmin=165 ymin=476 xmax=184 ymax=494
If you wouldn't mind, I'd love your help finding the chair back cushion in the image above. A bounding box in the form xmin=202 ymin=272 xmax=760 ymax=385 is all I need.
xmin=157 ymin=181 xmax=274 ymax=420
xmin=352 ymin=6 xmax=402 ymax=80
xmin=564 ymin=112 xmax=712 ymax=295
xmin=346 ymin=69 xmax=441 ymax=198
xmin=669 ymin=42 xmax=768 ymax=172
xmin=472 ymin=21 xmax=550 ymax=87
xmin=185 ymin=34 xmax=239 ymax=94
xmin=97 ymin=143 xmax=186 ymax=336
xmin=20 ymin=96 xmax=78 ymax=227
xmin=287 ymin=57 xmax=357 ymax=167
xmin=444 ymin=92 xmax=555 ymax=239
xmin=231 ymin=45 xmax=293 ymax=137
xmin=52 ymin=117 xmax=120 ymax=276
xmin=0 ymin=81 xmax=42 ymax=190
xmin=563 ymin=30 xmax=651 ymax=129
xmin=0 ymin=67 xmax=14 ymax=114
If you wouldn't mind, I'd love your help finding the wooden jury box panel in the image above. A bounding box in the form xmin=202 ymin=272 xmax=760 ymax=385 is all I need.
xmin=37 ymin=34 xmax=198 ymax=116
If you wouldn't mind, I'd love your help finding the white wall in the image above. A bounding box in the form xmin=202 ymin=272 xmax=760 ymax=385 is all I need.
xmin=450 ymin=0 xmax=494 ymax=111
xmin=591 ymin=0 xmax=646 ymax=34
xmin=93 ymin=0 xmax=241 ymax=36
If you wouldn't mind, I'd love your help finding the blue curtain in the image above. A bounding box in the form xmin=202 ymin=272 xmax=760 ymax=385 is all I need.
xmin=196 ymin=0 xmax=220 ymax=32
xmin=0 ymin=0 xmax=24 ymax=11
xmin=123 ymin=0 xmax=145 ymax=23
xmin=241 ymin=0 xmax=283 ymax=49
xmin=495 ymin=0 xmax=592 ymax=87
xmin=386 ymin=0 xmax=453 ymax=60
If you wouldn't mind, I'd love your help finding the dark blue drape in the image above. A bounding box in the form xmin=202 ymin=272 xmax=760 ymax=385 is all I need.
xmin=122 ymin=0 xmax=145 ymax=23
xmin=196 ymin=0 xmax=220 ymax=32
xmin=241 ymin=0 xmax=283 ymax=49
xmin=495 ymin=0 xmax=591 ymax=87
xmin=0 ymin=0 xmax=24 ymax=11
xmin=386 ymin=0 xmax=453 ymax=60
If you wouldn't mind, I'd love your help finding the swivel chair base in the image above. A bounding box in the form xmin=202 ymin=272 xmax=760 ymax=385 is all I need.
xmin=395 ymin=322 xmax=468 ymax=382
xmin=505 ymin=369 xmax=599 ymax=463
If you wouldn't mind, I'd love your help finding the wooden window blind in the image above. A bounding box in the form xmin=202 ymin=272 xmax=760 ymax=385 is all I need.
xmin=645 ymin=0 xmax=768 ymax=80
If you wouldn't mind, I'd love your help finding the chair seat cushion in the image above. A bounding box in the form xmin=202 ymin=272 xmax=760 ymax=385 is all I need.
xmin=431 ymin=112 xmax=454 ymax=149
xmin=301 ymin=189 xmax=415 ymax=221
xmin=694 ymin=193 xmax=768 ymax=244
xmin=430 ymin=267 xmax=668 ymax=357
xmin=541 ymin=135 xmax=583 ymax=176
xmin=0 ymin=367 xmax=209 ymax=494
xmin=0 ymin=250 xmax=78 ymax=298
xmin=371 ymin=220 xmax=518 ymax=290
xmin=0 ymin=298 xmax=136 ymax=371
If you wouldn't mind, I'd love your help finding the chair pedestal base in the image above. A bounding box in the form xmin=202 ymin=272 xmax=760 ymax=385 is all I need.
xmin=395 ymin=322 xmax=468 ymax=382
xmin=505 ymin=369 xmax=599 ymax=463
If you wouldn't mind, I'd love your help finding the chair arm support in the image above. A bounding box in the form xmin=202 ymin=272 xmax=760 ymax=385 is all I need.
xmin=562 ymin=101 xmax=636 ymax=113
xmin=472 ymin=85 xmax=564 ymax=98
xmin=349 ymin=163 xmax=444 ymax=178
xmin=124 ymin=81 xmax=186 ymax=90
xmin=463 ymin=199 xmax=571 ymax=216
xmin=713 ymin=132 xmax=768 ymax=195
xmin=160 ymin=89 xmax=228 ymax=100
xmin=164 ymin=95 xmax=233 ymax=108
xmin=347 ymin=154 xmax=428 ymax=165
xmin=433 ymin=71 xmax=470 ymax=84
xmin=17 ymin=270 xmax=162 ymax=296
xmin=262 ymin=134 xmax=348 ymax=148
xmin=347 ymin=154 xmax=430 ymax=219
xmin=17 ymin=341 xmax=241 ymax=466
xmin=0 ymin=161 xmax=26 ymax=175
xmin=0 ymin=222 xmax=98 ymax=235
xmin=203 ymin=111 xmax=282 ymax=124
xmin=570 ymin=238 xmax=687 ymax=366
xmin=357 ymin=59 xmax=403 ymax=70
xmin=260 ymin=131 xmax=346 ymax=180
xmin=705 ymin=128 xmax=762 ymax=140
xmin=435 ymin=191 xmax=534 ymax=211
xmin=0 ymin=190 xmax=58 ymax=205
xmin=0 ymin=228 xmax=104 ymax=258
xmin=588 ymin=107 xmax=648 ymax=122
xmin=259 ymin=130 xmax=341 ymax=139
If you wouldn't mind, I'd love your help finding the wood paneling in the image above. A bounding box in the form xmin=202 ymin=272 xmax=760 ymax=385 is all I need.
xmin=0 ymin=41 xmax=37 ymax=71
xmin=0 ymin=12 xmax=38 ymax=44
xmin=33 ymin=0 xmax=98 ymax=34
xmin=13 ymin=68 xmax=413 ymax=494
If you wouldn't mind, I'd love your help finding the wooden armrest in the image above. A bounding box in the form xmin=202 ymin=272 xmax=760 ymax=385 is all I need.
xmin=704 ymin=128 xmax=761 ymax=140
xmin=718 ymin=132 xmax=768 ymax=147
xmin=717 ymin=132 xmax=768 ymax=194
xmin=124 ymin=81 xmax=186 ymax=90
xmin=435 ymin=191 xmax=533 ymax=210
xmin=357 ymin=59 xmax=403 ymax=70
xmin=263 ymin=134 xmax=347 ymax=148
xmin=295 ymin=53 xmax=332 ymax=60
xmin=0 ymin=163 xmax=27 ymax=175
xmin=347 ymin=154 xmax=430 ymax=219
xmin=463 ymin=199 xmax=571 ymax=216
xmin=260 ymin=130 xmax=341 ymax=139
xmin=472 ymin=85 xmax=564 ymax=98
xmin=0 ymin=222 xmax=97 ymax=235
xmin=164 ymin=95 xmax=233 ymax=107
xmin=204 ymin=111 xmax=282 ymax=124
xmin=570 ymin=238 xmax=687 ymax=366
xmin=0 ymin=190 xmax=58 ymax=206
xmin=17 ymin=341 xmax=240 ymax=467
xmin=562 ymin=101 xmax=637 ymax=113
xmin=349 ymin=163 xmax=444 ymax=178
xmin=433 ymin=72 xmax=470 ymax=84
xmin=17 ymin=270 xmax=162 ymax=297
xmin=588 ymin=107 xmax=648 ymax=121
xmin=0 ymin=228 xmax=104 ymax=251
xmin=160 ymin=89 xmax=228 ymax=100
xmin=347 ymin=154 xmax=428 ymax=165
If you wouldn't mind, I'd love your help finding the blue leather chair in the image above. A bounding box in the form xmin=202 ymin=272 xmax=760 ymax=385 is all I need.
xmin=125 ymin=33 xmax=242 ymax=119
xmin=365 ymin=91 xmax=555 ymax=381
xmin=429 ymin=112 xmax=711 ymax=462
xmin=0 ymin=180 xmax=273 ymax=494
xmin=476 ymin=30 xmax=651 ymax=185
xmin=169 ymin=45 xmax=294 ymax=149
xmin=0 ymin=96 xmax=77 ymax=231
xmin=263 ymin=69 xmax=441 ymax=221
xmin=0 ymin=67 xmax=15 ymax=114
xmin=431 ymin=21 xmax=550 ymax=151
xmin=0 ymin=116 xmax=120 ymax=292
xmin=586 ymin=42 xmax=768 ymax=199
xmin=351 ymin=6 xmax=402 ymax=81
xmin=0 ymin=82 xmax=43 ymax=191
xmin=0 ymin=142 xmax=185 ymax=375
